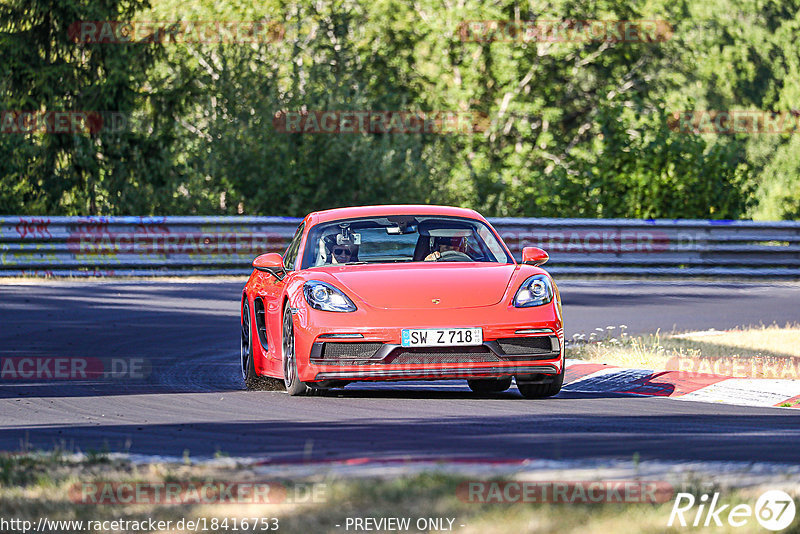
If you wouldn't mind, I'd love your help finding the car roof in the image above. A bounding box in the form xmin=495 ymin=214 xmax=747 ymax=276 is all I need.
xmin=306 ymin=205 xmax=485 ymax=226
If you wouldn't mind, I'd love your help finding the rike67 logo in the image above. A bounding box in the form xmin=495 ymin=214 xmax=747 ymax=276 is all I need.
xmin=669 ymin=490 xmax=796 ymax=531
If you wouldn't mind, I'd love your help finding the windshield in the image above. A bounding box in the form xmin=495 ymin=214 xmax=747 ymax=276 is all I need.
xmin=300 ymin=215 xmax=514 ymax=268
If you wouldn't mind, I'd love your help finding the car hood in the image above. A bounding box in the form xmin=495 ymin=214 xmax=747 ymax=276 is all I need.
xmin=325 ymin=263 xmax=518 ymax=309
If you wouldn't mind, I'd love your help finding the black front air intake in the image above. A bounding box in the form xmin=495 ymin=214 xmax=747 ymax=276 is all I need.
xmin=496 ymin=336 xmax=557 ymax=355
xmin=320 ymin=342 xmax=383 ymax=360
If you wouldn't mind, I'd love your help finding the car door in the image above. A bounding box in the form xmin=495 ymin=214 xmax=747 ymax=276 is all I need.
xmin=257 ymin=223 xmax=304 ymax=374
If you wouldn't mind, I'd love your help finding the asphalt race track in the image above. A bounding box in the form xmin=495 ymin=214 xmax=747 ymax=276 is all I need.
xmin=1 ymin=280 xmax=799 ymax=463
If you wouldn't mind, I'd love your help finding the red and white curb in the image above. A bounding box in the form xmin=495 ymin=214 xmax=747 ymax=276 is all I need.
xmin=564 ymin=360 xmax=800 ymax=409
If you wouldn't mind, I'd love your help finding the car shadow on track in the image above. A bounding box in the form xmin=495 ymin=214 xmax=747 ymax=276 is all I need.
xmin=317 ymin=385 xmax=638 ymax=401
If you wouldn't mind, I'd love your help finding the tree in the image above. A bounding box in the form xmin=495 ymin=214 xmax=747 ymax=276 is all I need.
xmin=0 ymin=0 xmax=189 ymax=214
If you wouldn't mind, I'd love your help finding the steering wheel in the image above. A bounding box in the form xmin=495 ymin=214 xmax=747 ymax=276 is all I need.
xmin=437 ymin=250 xmax=473 ymax=262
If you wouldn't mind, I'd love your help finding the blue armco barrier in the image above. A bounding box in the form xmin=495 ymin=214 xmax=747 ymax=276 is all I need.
xmin=1 ymin=215 xmax=798 ymax=277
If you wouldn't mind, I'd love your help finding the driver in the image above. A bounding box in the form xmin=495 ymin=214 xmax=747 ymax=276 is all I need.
xmin=424 ymin=236 xmax=468 ymax=261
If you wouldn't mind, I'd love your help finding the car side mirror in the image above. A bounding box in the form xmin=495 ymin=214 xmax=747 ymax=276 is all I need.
xmin=253 ymin=253 xmax=286 ymax=280
xmin=521 ymin=247 xmax=549 ymax=266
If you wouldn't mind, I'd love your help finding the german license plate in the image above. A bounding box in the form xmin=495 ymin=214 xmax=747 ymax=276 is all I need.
xmin=401 ymin=328 xmax=483 ymax=347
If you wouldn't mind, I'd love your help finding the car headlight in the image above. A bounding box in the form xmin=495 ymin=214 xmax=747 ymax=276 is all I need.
xmin=513 ymin=274 xmax=554 ymax=308
xmin=303 ymin=281 xmax=357 ymax=312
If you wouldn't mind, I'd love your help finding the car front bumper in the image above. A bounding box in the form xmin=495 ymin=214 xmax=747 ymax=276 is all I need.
xmin=291 ymin=299 xmax=563 ymax=383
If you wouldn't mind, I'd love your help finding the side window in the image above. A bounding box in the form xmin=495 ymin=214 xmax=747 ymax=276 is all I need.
xmin=478 ymin=225 xmax=505 ymax=261
xmin=465 ymin=230 xmax=484 ymax=260
xmin=283 ymin=223 xmax=305 ymax=271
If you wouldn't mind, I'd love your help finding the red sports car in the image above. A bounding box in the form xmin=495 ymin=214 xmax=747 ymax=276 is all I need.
xmin=240 ymin=205 xmax=564 ymax=398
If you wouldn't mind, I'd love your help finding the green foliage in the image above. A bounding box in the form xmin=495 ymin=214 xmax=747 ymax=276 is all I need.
xmin=0 ymin=0 xmax=193 ymax=215
xmin=170 ymin=1 xmax=454 ymax=214
xmin=0 ymin=0 xmax=797 ymax=219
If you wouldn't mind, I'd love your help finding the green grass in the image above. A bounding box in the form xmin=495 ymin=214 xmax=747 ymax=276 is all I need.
xmin=565 ymin=323 xmax=800 ymax=376
xmin=1 ymin=454 xmax=799 ymax=533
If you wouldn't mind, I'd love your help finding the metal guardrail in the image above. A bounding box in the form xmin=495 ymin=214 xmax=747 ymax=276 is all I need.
xmin=1 ymin=215 xmax=798 ymax=277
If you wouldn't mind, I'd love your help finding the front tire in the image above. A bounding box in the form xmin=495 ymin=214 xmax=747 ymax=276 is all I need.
xmin=517 ymin=368 xmax=564 ymax=399
xmin=467 ymin=377 xmax=512 ymax=395
xmin=282 ymin=304 xmax=314 ymax=396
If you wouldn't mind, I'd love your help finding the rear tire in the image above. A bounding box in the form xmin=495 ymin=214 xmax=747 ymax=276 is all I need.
xmin=517 ymin=368 xmax=564 ymax=399
xmin=282 ymin=304 xmax=315 ymax=396
xmin=467 ymin=377 xmax=512 ymax=395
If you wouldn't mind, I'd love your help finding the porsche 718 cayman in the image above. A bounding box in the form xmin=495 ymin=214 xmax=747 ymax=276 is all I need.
xmin=241 ymin=205 xmax=564 ymax=398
